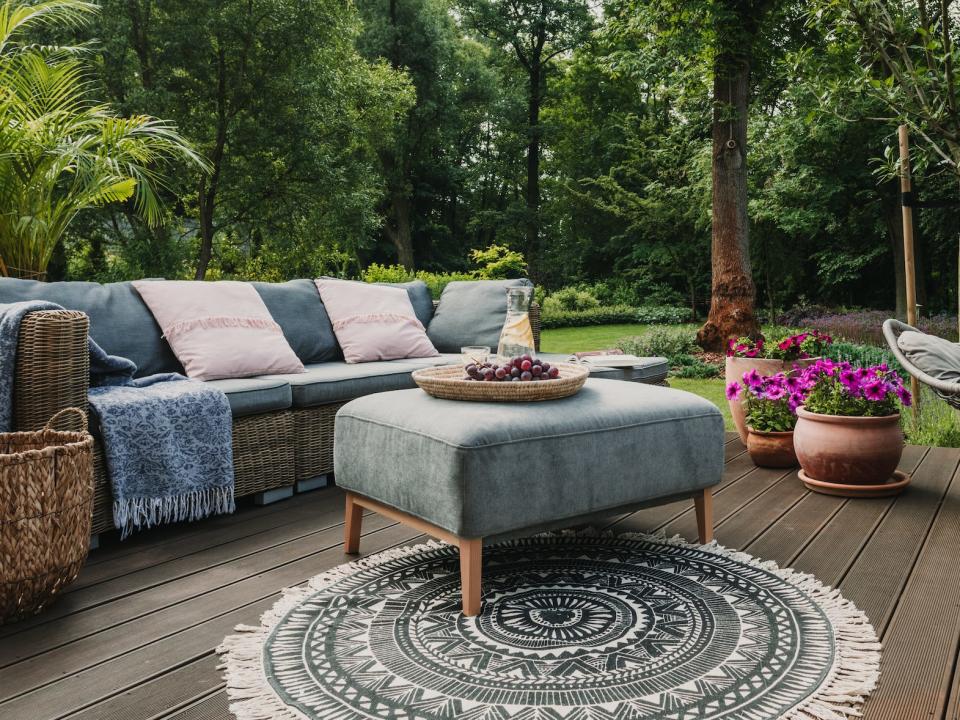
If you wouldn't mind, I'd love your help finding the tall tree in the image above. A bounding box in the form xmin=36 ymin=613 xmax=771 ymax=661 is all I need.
xmin=88 ymin=0 xmax=411 ymax=280
xmin=805 ymin=0 xmax=960 ymax=326
xmin=358 ymin=0 xmax=496 ymax=270
xmin=459 ymin=0 xmax=593 ymax=281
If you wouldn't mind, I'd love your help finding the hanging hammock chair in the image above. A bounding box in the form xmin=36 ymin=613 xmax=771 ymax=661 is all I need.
xmin=883 ymin=319 xmax=960 ymax=410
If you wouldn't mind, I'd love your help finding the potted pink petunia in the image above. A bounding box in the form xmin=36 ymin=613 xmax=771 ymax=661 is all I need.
xmin=725 ymin=330 xmax=831 ymax=444
xmin=793 ymin=359 xmax=911 ymax=492
xmin=726 ymin=371 xmax=808 ymax=468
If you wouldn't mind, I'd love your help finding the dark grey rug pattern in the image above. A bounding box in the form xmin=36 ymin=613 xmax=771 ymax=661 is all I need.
xmin=219 ymin=534 xmax=881 ymax=720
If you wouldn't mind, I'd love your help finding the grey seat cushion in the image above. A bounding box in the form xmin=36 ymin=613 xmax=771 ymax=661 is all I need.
xmin=334 ymin=379 xmax=724 ymax=537
xmin=252 ymin=279 xmax=338 ymax=363
xmin=261 ymin=360 xmax=431 ymax=407
xmin=897 ymin=330 xmax=960 ymax=384
xmin=204 ymin=377 xmax=292 ymax=416
xmin=0 ymin=277 xmax=180 ymax=376
xmin=427 ymin=279 xmax=533 ymax=353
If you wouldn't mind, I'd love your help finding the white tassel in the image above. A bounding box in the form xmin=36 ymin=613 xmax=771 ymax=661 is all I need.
xmin=216 ymin=531 xmax=881 ymax=720
xmin=113 ymin=485 xmax=235 ymax=539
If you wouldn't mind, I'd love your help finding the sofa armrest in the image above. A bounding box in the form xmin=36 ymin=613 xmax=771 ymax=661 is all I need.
xmin=13 ymin=310 xmax=90 ymax=431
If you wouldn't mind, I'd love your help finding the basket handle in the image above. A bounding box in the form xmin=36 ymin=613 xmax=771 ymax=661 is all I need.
xmin=44 ymin=407 xmax=88 ymax=431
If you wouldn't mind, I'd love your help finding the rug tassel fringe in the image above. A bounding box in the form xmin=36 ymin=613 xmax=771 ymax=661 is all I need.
xmin=217 ymin=532 xmax=881 ymax=720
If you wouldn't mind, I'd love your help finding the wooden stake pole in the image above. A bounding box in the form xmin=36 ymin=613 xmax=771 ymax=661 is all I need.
xmin=898 ymin=124 xmax=921 ymax=420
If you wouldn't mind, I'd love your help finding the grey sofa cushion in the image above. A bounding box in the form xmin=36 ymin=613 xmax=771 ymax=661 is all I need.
xmin=0 ymin=277 xmax=180 ymax=376
xmin=252 ymin=280 xmax=338 ymax=363
xmin=334 ymin=379 xmax=725 ymax=538
xmin=261 ymin=360 xmax=432 ymax=407
xmin=897 ymin=330 xmax=960 ymax=383
xmin=378 ymin=280 xmax=434 ymax=329
xmin=204 ymin=377 xmax=292 ymax=417
xmin=427 ymin=279 xmax=533 ymax=352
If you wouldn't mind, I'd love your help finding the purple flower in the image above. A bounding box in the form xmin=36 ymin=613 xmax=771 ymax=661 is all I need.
xmin=897 ymin=386 xmax=913 ymax=407
xmin=788 ymin=393 xmax=804 ymax=412
xmin=726 ymin=382 xmax=743 ymax=401
xmin=839 ymin=369 xmax=861 ymax=393
xmin=785 ymin=376 xmax=803 ymax=393
xmin=863 ymin=381 xmax=889 ymax=402
xmin=743 ymin=369 xmax=763 ymax=388
xmin=764 ymin=384 xmax=786 ymax=400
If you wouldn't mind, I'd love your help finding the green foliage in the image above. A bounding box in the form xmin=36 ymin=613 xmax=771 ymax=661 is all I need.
xmin=540 ymin=305 xmax=638 ymax=329
xmin=0 ymin=0 xmax=205 ymax=277
xmin=672 ymin=355 xmax=722 ymax=379
xmin=360 ymin=263 xmax=474 ymax=299
xmin=745 ymin=396 xmax=797 ymax=433
xmin=470 ymin=244 xmax=527 ymax=279
xmin=542 ymin=287 xmax=601 ymax=313
xmin=618 ymin=328 xmax=697 ymax=364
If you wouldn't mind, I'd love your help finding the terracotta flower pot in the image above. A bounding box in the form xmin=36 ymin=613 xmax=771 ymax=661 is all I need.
xmin=793 ymin=406 xmax=903 ymax=485
xmin=745 ymin=428 xmax=798 ymax=468
xmin=725 ymin=356 xmax=818 ymax=444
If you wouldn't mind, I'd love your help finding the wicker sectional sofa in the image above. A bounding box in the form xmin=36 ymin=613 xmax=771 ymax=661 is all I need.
xmin=3 ymin=278 xmax=542 ymax=539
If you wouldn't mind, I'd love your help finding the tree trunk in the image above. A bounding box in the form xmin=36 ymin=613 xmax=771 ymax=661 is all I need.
xmin=385 ymin=192 xmax=415 ymax=270
xmin=884 ymin=188 xmax=907 ymax=318
xmin=525 ymin=61 xmax=542 ymax=282
xmin=195 ymin=43 xmax=228 ymax=280
xmin=696 ymin=53 xmax=760 ymax=351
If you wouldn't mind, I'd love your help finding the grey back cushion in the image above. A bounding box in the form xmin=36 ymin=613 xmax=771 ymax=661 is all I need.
xmin=898 ymin=330 xmax=960 ymax=383
xmin=252 ymin=279 xmax=338 ymax=363
xmin=427 ymin=279 xmax=533 ymax=352
xmin=0 ymin=277 xmax=180 ymax=376
xmin=377 ymin=280 xmax=434 ymax=329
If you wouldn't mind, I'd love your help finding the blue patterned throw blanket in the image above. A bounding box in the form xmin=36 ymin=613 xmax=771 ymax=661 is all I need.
xmin=1 ymin=301 xmax=235 ymax=538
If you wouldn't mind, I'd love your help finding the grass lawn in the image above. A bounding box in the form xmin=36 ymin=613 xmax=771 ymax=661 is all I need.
xmin=670 ymin=378 xmax=734 ymax=431
xmin=540 ymin=323 xmax=697 ymax=355
xmin=541 ymin=323 xmax=735 ymax=431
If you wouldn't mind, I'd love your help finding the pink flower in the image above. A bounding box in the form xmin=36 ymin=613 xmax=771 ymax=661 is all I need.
xmin=764 ymin=384 xmax=786 ymax=400
xmin=726 ymin=382 xmax=743 ymax=401
xmin=743 ymin=369 xmax=763 ymax=388
xmin=896 ymin=386 xmax=913 ymax=406
xmin=785 ymin=375 xmax=803 ymax=393
xmin=788 ymin=392 xmax=804 ymax=412
xmin=839 ymin=369 xmax=861 ymax=393
xmin=863 ymin=381 xmax=889 ymax=402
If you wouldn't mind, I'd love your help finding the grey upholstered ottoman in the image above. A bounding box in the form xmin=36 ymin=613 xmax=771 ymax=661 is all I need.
xmin=335 ymin=378 xmax=725 ymax=615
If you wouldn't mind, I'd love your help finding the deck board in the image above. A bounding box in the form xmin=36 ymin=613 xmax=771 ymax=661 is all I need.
xmin=0 ymin=434 xmax=957 ymax=720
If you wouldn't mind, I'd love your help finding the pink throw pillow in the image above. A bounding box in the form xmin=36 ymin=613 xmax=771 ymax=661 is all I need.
xmin=314 ymin=278 xmax=439 ymax=363
xmin=132 ymin=280 xmax=305 ymax=380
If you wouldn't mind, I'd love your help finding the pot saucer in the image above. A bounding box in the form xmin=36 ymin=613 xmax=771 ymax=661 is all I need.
xmin=798 ymin=469 xmax=911 ymax=498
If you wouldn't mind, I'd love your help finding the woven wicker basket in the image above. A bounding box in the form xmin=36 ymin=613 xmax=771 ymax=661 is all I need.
xmin=412 ymin=362 xmax=589 ymax=402
xmin=1 ymin=408 xmax=94 ymax=624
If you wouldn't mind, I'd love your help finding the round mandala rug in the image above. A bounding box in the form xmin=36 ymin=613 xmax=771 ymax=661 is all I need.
xmin=218 ymin=533 xmax=881 ymax=720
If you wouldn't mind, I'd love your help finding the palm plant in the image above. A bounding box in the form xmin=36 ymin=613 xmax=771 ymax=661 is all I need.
xmin=0 ymin=0 xmax=207 ymax=278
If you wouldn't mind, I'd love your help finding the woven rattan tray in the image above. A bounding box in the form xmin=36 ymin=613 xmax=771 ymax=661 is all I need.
xmin=412 ymin=362 xmax=589 ymax=402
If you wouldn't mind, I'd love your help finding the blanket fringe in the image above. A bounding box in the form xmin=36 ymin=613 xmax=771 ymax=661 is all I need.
xmin=217 ymin=532 xmax=881 ymax=720
xmin=113 ymin=485 xmax=235 ymax=539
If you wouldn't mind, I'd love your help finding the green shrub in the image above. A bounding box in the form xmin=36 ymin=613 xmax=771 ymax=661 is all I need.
xmin=469 ymin=244 xmax=527 ymax=279
xmin=671 ymin=354 xmax=721 ymax=379
xmin=617 ymin=327 xmax=697 ymax=363
xmin=541 ymin=305 xmax=639 ymax=329
xmin=361 ymin=263 xmax=474 ymax=299
xmin=542 ymin=286 xmax=601 ymax=314
xmin=633 ymin=305 xmax=689 ymax=324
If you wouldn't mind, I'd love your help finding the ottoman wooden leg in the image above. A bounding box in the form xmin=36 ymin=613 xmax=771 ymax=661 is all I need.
xmin=459 ymin=537 xmax=483 ymax=616
xmin=694 ymin=487 xmax=713 ymax=544
xmin=345 ymin=493 xmax=363 ymax=554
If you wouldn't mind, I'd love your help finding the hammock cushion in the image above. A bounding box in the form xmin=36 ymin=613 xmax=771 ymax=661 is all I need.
xmin=897 ymin=330 xmax=960 ymax=384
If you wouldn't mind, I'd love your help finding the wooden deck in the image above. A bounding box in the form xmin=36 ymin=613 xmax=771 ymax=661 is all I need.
xmin=1 ymin=433 xmax=959 ymax=720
